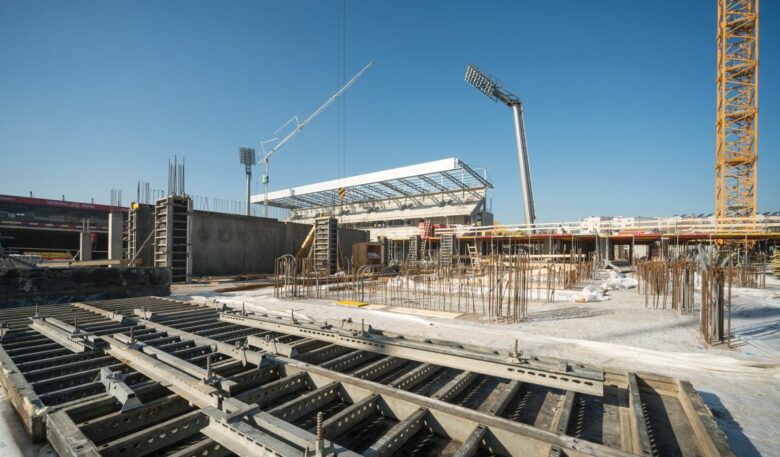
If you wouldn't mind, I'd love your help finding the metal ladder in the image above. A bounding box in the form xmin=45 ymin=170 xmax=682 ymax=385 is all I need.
xmin=440 ymin=234 xmax=454 ymax=267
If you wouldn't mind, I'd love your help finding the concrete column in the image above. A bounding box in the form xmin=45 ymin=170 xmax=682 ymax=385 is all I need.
xmin=108 ymin=212 xmax=123 ymax=260
xmin=79 ymin=232 xmax=92 ymax=261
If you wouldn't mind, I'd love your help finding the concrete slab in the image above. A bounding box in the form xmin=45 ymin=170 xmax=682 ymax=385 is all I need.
xmin=362 ymin=304 xmax=388 ymax=310
xmin=387 ymin=307 xmax=464 ymax=319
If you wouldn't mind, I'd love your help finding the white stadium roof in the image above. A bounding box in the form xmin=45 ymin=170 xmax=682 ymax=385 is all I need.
xmin=252 ymin=157 xmax=492 ymax=210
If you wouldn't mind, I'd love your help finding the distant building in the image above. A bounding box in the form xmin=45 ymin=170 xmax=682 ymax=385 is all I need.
xmin=0 ymin=194 xmax=126 ymax=259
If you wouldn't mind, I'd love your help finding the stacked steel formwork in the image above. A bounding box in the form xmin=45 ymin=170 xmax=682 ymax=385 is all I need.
xmin=153 ymin=196 xmax=192 ymax=283
xmin=0 ymin=296 xmax=736 ymax=457
xmin=313 ymin=217 xmax=338 ymax=275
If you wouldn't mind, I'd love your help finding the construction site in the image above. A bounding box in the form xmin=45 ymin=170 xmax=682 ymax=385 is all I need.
xmin=0 ymin=1 xmax=778 ymax=457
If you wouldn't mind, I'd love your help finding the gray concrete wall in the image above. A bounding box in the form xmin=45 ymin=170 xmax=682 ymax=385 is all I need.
xmin=339 ymin=227 xmax=368 ymax=267
xmin=190 ymin=211 xmax=369 ymax=276
xmin=0 ymin=267 xmax=170 ymax=307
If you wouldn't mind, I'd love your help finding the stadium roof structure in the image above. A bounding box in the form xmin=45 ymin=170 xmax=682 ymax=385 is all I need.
xmin=252 ymin=157 xmax=492 ymax=212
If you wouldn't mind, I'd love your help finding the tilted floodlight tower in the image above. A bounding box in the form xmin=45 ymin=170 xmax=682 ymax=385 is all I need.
xmin=239 ymin=147 xmax=256 ymax=216
xmin=465 ymin=64 xmax=535 ymax=225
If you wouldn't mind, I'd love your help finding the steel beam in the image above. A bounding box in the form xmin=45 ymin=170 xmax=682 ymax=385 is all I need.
xmin=389 ymin=363 xmax=440 ymax=391
xmin=221 ymin=313 xmax=603 ymax=395
xmin=363 ymin=407 xmax=428 ymax=457
xmin=266 ymin=381 xmax=341 ymax=423
xmin=78 ymin=394 xmax=192 ymax=443
xmin=319 ymin=350 xmax=378 ymax=372
xmin=98 ymin=410 xmax=205 ymax=457
xmin=550 ymin=390 xmax=575 ymax=436
xmin=432 ymin=370 xmax=477 ymax=403
xmin=0 ymin=342 xmax=48 ymax=440
xmin=321 ymin=393 xmax=380 ymax=440
xmin=452 ymin=425 xmax=487 ymax=457
xmin=166 ymin=437 xmax=232 ymax=457
xmin=351 ymin=355 xmax=407 ymax=381
xmin=46 ymin=410 xmax=101 ymax=457
xmin=488 ymin=380 xmax=521 ymax=416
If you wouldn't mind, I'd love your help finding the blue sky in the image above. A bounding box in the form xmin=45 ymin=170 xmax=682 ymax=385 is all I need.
xmin=1 ymin=1 xmax=777 ymax=222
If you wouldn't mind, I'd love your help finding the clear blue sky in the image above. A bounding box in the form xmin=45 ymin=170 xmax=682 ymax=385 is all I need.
xmin=1 ymin=1 xmax=777 ymax=222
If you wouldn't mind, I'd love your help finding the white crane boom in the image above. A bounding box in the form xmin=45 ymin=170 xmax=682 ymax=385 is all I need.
xmin=262 ymin=61 xmax=374 ymax=217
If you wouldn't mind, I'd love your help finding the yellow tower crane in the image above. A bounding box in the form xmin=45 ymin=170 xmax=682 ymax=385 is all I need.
xmin=716 ymin=0 xmax=759 ymax=224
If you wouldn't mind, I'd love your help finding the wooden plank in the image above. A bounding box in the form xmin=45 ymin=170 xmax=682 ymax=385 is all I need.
xmin=676 ymin=380 xmax=736 ymax=457
xmin=37 ymin=259 xmax=142 ymax=268
xmin=627 ymin=373 xmax=653 ymax=456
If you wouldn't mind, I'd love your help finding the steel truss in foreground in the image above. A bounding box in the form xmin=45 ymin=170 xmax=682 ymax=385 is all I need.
xmin=0 ymin=297 xmax=735 ymax=457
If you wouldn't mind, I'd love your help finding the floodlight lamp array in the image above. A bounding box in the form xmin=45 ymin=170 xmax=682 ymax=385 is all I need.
xmin=465 ymin=65 xmax=498 ymax=101
xmin=465 ymin=64 xmax=520 ymax=107
xmin=239 ymin=147 xmax=256 ymax=167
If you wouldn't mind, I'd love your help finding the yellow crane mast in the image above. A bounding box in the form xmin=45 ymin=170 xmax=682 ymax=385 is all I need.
xmin=716 ymin=0 xmax=759 ymax=224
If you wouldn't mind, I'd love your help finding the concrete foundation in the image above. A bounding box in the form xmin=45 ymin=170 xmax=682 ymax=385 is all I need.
xmin=0 ymin=267 xmax=170 ymax=307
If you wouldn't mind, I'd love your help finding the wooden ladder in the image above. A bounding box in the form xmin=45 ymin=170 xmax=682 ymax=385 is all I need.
xmin=467 ymin=243 xmax=480 ymax=267
xmin=418 ymin=220 xmax=431 ymax=259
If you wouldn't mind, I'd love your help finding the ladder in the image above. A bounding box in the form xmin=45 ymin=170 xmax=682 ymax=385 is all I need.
xmin=440 ymin=234 xmax=454 ymax=267
xmin=418 ymin=220 xmax=431 ymax=259
xmin=407 ymin=236 xmax=419 ymax=262
xmin=467 ymin=243 xmax=481 ymax=267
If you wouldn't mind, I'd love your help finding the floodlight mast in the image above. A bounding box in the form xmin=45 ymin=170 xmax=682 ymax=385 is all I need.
xmin=261 ymin=61 xmax=374 ymax=217
xmin=465 ymin=64 xmax=536 ymax=226
xmin=239 ymin=147 xmax=256 ymax=216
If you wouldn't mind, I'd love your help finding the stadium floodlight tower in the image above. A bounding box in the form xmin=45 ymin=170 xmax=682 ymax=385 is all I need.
xmin=465 ymin=64 xmax=535 ymax=226
xmin=239 ymin=147 xmax=256 ymax=216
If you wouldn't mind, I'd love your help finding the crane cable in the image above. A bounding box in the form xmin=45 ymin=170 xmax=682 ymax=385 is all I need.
xmin=337 ymin=0 xmax=346 ymax=181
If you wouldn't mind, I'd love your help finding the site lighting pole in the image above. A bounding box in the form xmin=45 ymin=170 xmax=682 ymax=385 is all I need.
xmin=465 ymin=64 xmax=536 ymax=226
xmin=239 ymin=147 xmax=256 ymax=216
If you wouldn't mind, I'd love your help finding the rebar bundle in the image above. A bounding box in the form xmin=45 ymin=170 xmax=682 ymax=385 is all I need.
xmin=637 ymin=256 xmax=743 ymax=345
xmin=272 ymin=252 xmax=595 ymax=323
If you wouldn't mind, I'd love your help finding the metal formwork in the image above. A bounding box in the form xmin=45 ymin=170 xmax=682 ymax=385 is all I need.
xmin=0 ymin=297 xmax=735 ymax=457
xmin=153 ymin=196 xmax=192 ymax=283
xmin=313 ymin=217 xmax=338 ymax=275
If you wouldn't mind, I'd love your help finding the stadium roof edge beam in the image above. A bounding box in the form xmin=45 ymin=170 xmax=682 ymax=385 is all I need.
xmin=252 ymin=157 xmax=493 ymax=210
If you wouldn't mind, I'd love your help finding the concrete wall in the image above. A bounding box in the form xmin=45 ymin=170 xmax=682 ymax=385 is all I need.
xmin=190 ymin=211 xmax=369 ymax=276
xmin=0 ymin=267 xmax=170 ymax=307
